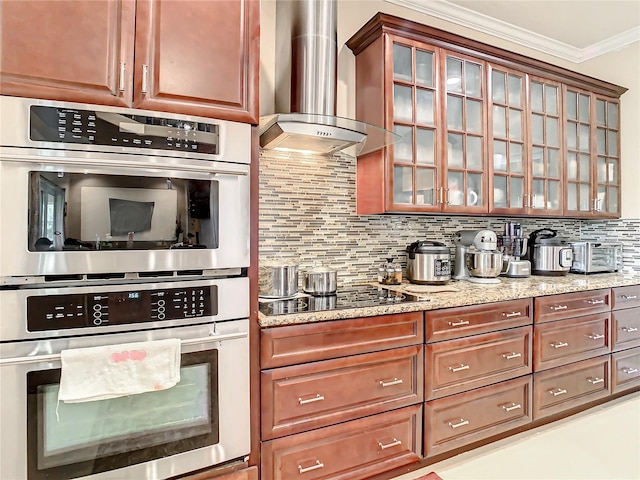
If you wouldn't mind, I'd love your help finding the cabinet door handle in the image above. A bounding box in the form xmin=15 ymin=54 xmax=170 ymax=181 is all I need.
xmin=587 ymin=377 xmax=605 ymax=385
xmin=622 ymin=295 xmax=638 ymax=300
xmin=551 ymin=305 xmax=568 ymax=311
xmin=586 ymin=333 xmax=605 ymax=340
xmin=503 ymin=311 xmax=522 ymax=318
xmin=550 ymin=341 xmax=569 ymax=349
xmin=118 ymin=62 xmax=126 ymax=92
xmin=501 ymin=402 xmax=522 ymax=412
xmin=141 ymin=64 xmax=149 ymax=94
xmin=378 ymin=438 xmax=402 ymax=450
xmin=448 ymin=418 xmax=470 ymax=429
xmin=449 ymin=363 xmax=470 ymax=372
xmin=298 ymin=460 xmax=324 ymax=474
xmin=549 ymin=388 xmax=568 ymax=396
xmin=587 ymin=299 xmax=605 ymax=305
xmin=502 ymin=352 xmax=522 ymax=360
xmin=621 ymin=326 xmax=638 ymax=333
xmin=379 ymin=377 xmax=403 ymax=387
xmin=444 ymin=187 xmax=450 ymax=205
xmin=448 ymin=319 xmax=470 ymax=327
xmin=622 ymin=367 xmax=639 ymax=375
xmin=298 ymin=393 xmax=325 ymax=405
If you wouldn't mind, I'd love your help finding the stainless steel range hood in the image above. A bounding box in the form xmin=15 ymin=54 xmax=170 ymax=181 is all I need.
xmin=259 ymin=0 xmax=397 ymax=156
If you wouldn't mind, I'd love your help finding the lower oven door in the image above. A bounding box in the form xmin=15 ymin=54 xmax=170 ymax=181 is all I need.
xmin=0 ymin=319 xmax=249 ymax=480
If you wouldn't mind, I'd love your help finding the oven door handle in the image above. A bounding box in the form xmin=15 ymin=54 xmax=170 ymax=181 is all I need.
xmin=0 ymin=331 xmax=247 ymax=366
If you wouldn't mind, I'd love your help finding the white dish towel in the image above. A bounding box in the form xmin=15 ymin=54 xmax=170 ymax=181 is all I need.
xmin=58 ymin=338 xmax=181 ymax=403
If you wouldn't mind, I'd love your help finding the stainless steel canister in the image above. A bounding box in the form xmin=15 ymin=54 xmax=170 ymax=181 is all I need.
xmin=258 ymin=263 xmax=299 ymax=298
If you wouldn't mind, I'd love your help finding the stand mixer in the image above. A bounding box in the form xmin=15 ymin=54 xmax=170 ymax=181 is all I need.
xmin=453 ymin=230 xmax=503 ymax=284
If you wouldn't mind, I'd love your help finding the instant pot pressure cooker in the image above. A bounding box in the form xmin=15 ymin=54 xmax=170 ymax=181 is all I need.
xmin=528 ymin=229 xmax=573 ymax=276
xmin=406 ymin=240 xmax=451 ymax=285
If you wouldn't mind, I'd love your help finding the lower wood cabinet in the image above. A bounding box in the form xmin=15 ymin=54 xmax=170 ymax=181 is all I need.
xmin=261 ymin=404 xmax=422 ymax=480
xmin=261 ymin=345 xmax=423 ymax=439
xmin=424 ymin=375 xmax=532 ymax=458
xmin=611 ymin=347 xmax=640 ymax=393
xmin=612 ymin=307 xmax=640 ymax=352
xmin=425 ymin=326 xmax=532 ymax=400
xmin=533 ymin=355 xmax=611 ymax=420
xmin=612 ymin=285 xmax=640 ymax=310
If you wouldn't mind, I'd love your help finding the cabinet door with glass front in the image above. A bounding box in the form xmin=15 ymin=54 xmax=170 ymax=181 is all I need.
xmin=528 ymin=76 xmax=563 ymax=215
xmin=442 ymin=51 xmax=486 ymax=212
xmin=593 ymin=95 xmax=621 ymax=217
xmin=390 ymin=37 xmax=440 ymax=212
xmin=488 ymin=65 xmax=527 ymax=214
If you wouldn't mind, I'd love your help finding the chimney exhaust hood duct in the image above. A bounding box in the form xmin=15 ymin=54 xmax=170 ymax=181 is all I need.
xmin=259 ymin=0 xmax=398 ymax=156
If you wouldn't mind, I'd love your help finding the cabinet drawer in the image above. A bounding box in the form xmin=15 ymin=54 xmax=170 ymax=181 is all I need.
xmin=534 ymin=289 xmax=611 ymax=324
xmin=261 ymin=404 xmax=422 ymax=480
xmin=261 ymin=345 xmax=423 ymax=439
xmin=612 ymin=308 xmax=640 ymax=352
xmin=533 ymin=356 xmax=610 ymax=420
xmin=611 ymin=347 xmax=640 ymax=394
xmin=261 ymin=312 xmax=423 ymax=368
xmin=424 ymin=376 xmax=532 ymax=458
xmin=612 ymin=285 xmax=640 ymax=310
xmin=425 ymin=326 xmax=532 ymax=400
xmin=426 ymin=299 xmax=532 ymax=343
xmin=533 ymin=313 xmax=611 ymax=371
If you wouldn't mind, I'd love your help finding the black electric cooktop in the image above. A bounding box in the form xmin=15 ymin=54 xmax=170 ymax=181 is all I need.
xmin=259 ymin=284 xmax=421 ymax=316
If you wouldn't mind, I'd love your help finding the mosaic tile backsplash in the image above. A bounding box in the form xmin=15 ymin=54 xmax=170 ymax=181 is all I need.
xmin=259 ymin=152 xmax=640 ymax=286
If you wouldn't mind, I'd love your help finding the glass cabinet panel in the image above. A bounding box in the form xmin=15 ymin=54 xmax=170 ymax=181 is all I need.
xmin=593 ymin=96 xmax=621 ymax=215
xmin=529 ymin=78 xmax=562 ymax=212
xmin=391 ymin=40 xmax=439 ymax=208
xmin=565 ymin=87 xmax=592 ymax=215
xmin=490 ymin=66 xmax=526 ymax=211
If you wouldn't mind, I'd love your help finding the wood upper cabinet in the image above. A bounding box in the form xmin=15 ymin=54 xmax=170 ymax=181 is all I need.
xmin=0 ymin=0 xmax=259 ymax=124
xmin=346 ymin=13 xmax=626 ymax=218
xmin=0 ymin=0 xmax=135 ymax=106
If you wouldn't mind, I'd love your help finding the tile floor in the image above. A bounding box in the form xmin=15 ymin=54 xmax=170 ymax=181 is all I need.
xmin=394 ymin=391 xmax=640 ymax=480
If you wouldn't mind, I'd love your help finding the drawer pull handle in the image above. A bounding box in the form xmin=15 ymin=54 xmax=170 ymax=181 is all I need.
xmin=379 ymin=377 xmax=403 ymax=387
xmin=549 ymin=388 xmax=568 ymax=396
xmin=298 ymin=460 xmax=324 ymax=474
xmin=502 ymin=352 xmax=522 ymax=360
xmin=448 ymin=320 xmax=470 ymax=327
xmin=622 ymin=367 xmax=639 ymax=375
xmin=587 ymin=377 xmax=605 ymax=385
xmin=378 ymin=438 xmax=402 ymax=450
xmin=550 ymin=341 xmax=569 ymax=349
xmin=448 ymin=418 xmax=470 ymax=429
xmin=587 ymin=299 xmax=605 ymax=305
xmin=586 ymin=333 xmax=605 ymax=340
xmin=551 ymin=305 xmax=568 ymax=311
xmin=501 ymin=402 xmax=522 ymax=412
xmin=298 ymin=394 xmax=325 ymax=405
xmin=622 ymin=295 xmax=638 ymax=300
xmin=503 ymin=311 xmax=522 ymax=318
xmin=449 ymin=364 xmax=470 ymax=372
xmin=621 ymin=327 xmax=638 ymax=333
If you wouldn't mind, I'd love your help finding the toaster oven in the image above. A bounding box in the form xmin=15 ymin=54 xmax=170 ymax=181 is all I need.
xmin=569 ymin=242 xmax=622 ymax=274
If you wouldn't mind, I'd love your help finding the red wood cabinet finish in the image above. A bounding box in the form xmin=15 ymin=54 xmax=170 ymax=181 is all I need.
xmin=611 ymin=347 xmax=640 ymax=394
xmin=612 ymin=285 xmax=640 ymax=311
xmin=533 ymin=289 xmax=611 ymax=324
xmin=612 ymin=308 xmax=640 ymax=352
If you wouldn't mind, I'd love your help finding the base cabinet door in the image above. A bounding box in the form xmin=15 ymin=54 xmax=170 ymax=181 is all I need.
xmin=611 ymin=347 xmax=640 ymax=393
xmin=424 ymin=376 xmax=532 ymax=458
xmin=261 ymin=405 xmax=422 ymax=480
xmin=612 ymin=308 xmax=640 ymax=352
xmin=533 ymin=355 xmax=610 ymax=420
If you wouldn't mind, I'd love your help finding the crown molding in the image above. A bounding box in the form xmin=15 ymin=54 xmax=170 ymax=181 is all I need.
xmin=385 ymin=0 xmax=640 ymax=63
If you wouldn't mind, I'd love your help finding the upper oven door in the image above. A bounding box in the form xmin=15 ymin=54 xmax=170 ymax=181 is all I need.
xmin=0 ymin=154 xmax=249 ymax=281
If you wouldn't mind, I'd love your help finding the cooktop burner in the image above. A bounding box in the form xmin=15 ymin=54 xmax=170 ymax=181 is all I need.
xmin=259 ymin=284 xmax=421 ymax=316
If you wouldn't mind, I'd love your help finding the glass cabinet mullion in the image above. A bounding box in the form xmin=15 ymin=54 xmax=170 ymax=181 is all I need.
xmin=594 ymin=96 xmax=621 ymax=216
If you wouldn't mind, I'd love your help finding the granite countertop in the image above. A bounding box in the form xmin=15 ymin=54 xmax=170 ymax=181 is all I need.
xmin=258 ymin=272 xmax=640 ymax=328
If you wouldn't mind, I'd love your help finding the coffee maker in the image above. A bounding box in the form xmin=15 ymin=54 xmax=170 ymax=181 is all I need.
xmin=453 ymin=230 xmax=503 ymax=284
xmin=498 ymin=223 xmax=531 ymax=278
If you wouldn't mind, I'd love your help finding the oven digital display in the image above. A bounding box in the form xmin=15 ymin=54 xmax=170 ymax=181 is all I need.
xmin=27 ymin=286 xmax=216 ymax=331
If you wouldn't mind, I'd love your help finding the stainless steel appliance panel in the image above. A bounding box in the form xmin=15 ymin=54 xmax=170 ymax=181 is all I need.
xmin=0 ymin=319 xmax=250 ymax=480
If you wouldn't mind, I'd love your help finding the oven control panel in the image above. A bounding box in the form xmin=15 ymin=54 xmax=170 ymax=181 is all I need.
xmin=27 ymin=286 xmax=216 ymax=331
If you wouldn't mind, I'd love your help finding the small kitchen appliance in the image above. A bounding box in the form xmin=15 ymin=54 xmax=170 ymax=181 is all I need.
xmin=498 ymin=228 xmax=531 ymax=278
xmin=528 ymin=229 xmax=573 ymax=276
xmin=406 ymin=240 xmax=451 ymax=285
xmin=453 ymin=230 xmax=503 ymax=284
xmin=569 ymin=241 xmax=623 ymax=274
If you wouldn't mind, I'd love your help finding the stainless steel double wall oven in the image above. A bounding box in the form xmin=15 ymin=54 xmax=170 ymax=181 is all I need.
xmin=0 ymin=97 xmax=252 ymax=480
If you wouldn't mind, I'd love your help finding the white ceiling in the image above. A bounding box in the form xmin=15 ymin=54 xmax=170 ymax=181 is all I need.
xmin=386 ymin=0 xmax=640 ymax=62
